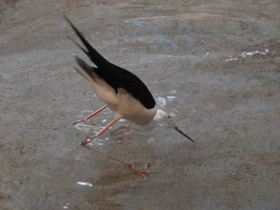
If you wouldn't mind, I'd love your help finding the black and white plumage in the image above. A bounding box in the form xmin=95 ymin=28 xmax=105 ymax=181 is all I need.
xmin=65 ymin=17 xmax=158 ymax=145
xmin=74 ymin=55 xmax=157 ymax=125
xmin=65 ymin=17 xmax=194 ymax=179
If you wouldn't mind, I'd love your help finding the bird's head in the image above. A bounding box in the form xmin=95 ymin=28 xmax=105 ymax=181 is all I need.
xmin=153 ymin=109 xmax=195 ymax=143
xmin=153 ymin=109 xmax=168 ymax=121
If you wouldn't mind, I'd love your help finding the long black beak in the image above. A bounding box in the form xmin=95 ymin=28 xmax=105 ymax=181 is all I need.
xmin=174 ymin=126 xmax=195 ymax=143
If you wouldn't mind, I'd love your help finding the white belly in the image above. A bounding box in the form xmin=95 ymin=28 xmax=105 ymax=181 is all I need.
xmin=89 ymin=77 xmax=157 ymax=125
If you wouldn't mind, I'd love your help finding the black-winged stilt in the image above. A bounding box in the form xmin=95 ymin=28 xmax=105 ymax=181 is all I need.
xmin=65 ymin=16 xmax=194 ymax=179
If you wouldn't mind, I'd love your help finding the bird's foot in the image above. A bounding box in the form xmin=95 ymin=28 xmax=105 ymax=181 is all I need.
xmin=112 ymin=126 xmax=132 ymax=143
xmin=128 ymin=163 xmax=157 ymax=180
xmin=115 ymin=131 xmax=130 ymax=143
xmin=80 ymin=144 xmax=158 ymax=180
xmin=72 ymin=119 xmax=85 ymax=125
xmin=114 ymin=125 xmax=130 ymax=132
xmin=72 ymin=119 xmax=96 ymax=126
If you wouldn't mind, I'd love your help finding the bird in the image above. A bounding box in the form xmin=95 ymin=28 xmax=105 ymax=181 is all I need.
xmin=65 ymin=16 xmax=194 ymax=179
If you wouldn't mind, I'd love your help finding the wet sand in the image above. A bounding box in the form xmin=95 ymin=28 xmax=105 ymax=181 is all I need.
xmin=1 ymin=0 xmax=280 ymax=209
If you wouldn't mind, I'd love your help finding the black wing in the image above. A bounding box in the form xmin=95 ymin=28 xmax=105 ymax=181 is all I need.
xmin=65 ymin=16 xmax=156 ymax=109
xmin=100 ymin=63 xmax=156 ymax=109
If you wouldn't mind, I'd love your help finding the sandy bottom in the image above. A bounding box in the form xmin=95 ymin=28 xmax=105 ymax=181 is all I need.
xmin=1 ymin=0 xmax=279 ymax=209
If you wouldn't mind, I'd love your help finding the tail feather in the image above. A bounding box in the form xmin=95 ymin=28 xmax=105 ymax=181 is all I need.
xmin=64 ymin=15 xmax=108 ymax=67
xmin=75 ymin=56 xmax=96 ymax=82
xmin=67 ymin=36 xmax=87 ymax=55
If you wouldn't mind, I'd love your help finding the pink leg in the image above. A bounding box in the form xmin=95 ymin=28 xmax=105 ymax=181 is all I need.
xmin=72 ymin=105 xmax=107 ymax=125
xmin=81 ymin=117 xmax=120 ymax=145
xmin=81 ymin=145 xmax=154 ymax=180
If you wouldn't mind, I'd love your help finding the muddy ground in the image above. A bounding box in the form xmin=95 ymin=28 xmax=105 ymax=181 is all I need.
xmin=0 ymin=0 xmax=280 ymax=209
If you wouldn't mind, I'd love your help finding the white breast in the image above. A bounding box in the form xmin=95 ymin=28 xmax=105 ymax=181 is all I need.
xmin=88 ymin=77 xmax=157 ymax=125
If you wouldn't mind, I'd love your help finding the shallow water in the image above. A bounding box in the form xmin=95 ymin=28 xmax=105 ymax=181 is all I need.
xmin=1 ymin=0 xmax=280 ymax=209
